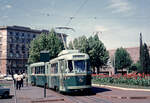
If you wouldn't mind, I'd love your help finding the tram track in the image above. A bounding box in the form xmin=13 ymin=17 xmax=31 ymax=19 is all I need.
xmin=44 ymin=87 xmax=111 ymax=103
xmin=84 ymin=96 xmax=111 ymax=103
xmin=65 ymin=95 xmax=111 ymax=103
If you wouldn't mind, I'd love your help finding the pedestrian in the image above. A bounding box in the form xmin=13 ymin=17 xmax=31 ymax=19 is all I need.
xmin=20 ymin=74 xmax=24 ymax=87
xmin=16 ymin=73 xmax=21 ymax=90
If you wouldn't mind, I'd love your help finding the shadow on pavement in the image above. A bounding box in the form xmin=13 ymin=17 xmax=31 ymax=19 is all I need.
xmin=92 ymin=87 xmax=112 ymax=94
xmin=0 ymin=95 xmax=14 ymax=99
xmin=63 ymin=87 xmax=112 ymax=96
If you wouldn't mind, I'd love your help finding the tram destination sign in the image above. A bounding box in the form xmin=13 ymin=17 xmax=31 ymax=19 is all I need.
xmin=73 ymin=55 xmax=85 ymax=58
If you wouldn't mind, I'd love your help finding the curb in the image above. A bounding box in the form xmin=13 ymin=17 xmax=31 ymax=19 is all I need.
xmin=97 ymin=94 xmax=150 ymax=100
xmin=92 ymin=84 xmax=150 ymax=92
xmin=110 ymin=96 xmax=150 ymax=99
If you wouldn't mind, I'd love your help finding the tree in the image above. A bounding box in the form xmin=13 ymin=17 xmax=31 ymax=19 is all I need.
xmin=142 ymin=43 xmax=150 ymax=74
xmin=139 ymin=33 xmax=150 ymax=74
xmin=28 ymin=29 xmax=64 ymax=63
xmin=139 ymin=33 xmax=144 ymax=73
xmin=88 ymin=35 xmax=109 ymax=73
xmin=69 ymin=35 xmax=89 ymax=53
xmin=115 ymin=47 xmax=132 ymax=75
xmin=69 ymin=34 xmax=109 ymax=73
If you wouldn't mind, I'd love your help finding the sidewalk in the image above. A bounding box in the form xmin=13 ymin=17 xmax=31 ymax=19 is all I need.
xmin=15 ymin=86 xmax=65 ymax=103
xmin=0 ymin=84 xmax=65 ymax=103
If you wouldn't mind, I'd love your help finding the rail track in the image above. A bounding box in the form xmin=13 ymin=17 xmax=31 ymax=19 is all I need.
xmin=47 ymin=88 xmax=111 ymax=103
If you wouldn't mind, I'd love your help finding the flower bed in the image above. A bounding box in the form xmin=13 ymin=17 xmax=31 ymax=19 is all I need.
xmin=92 ymin=73 xmax=150 ymax=87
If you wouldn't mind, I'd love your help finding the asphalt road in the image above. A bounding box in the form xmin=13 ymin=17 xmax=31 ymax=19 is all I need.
xmin=0 ymin=80 xmax=150 ymax=103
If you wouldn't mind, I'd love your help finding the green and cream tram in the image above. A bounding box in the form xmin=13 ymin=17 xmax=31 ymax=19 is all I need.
xmin=28 ymin=50 xmax=92 ymax=92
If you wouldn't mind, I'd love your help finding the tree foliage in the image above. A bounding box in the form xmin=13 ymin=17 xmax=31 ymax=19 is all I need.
xmin=142 ymin=43 xmax=150 ymax=74
xmin=69 ymin=35 xmax=109 ymax=73
xmin=114 ymin=47 xmax=132 ymax=74
xmin=28 ymin=29 xmax=64 ymax=63
xmin=139 ymin=33 xmax=150 ymax=74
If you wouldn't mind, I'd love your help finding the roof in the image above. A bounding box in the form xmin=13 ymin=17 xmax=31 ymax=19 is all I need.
xmin=0 ymin=25 xmax=42 ymax=33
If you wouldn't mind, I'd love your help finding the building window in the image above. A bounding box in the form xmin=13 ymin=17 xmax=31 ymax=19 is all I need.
xmin=16 ymin=53 xmax=19 ymax=58
xmin=16 ymin=44 xmax=19 ymax=50
xmin=9 ymin=32 xmax=13 ymax=36
xmin=22 ymin=39 xmax=25 ymax=43
xmin=9 ymin=44 xmax=13 ymax=50
xmin=22 ymin=33 xmax=24 ymax=38
xmin=0 ymin=51 xmax=2 ymax=57
xmin=0 ymin=37 xmax=2 ymax=42
xmin=27 ymin=34 xmax=30 ymax=38
xmin=10 ymin=52 xmax=13 ymax=57
xmin=22 ymin=45 xmax=25 ymax=51
xmin=33 ymin=34 xmax=36 ymax=38
xmin=0 ymin=44 xmax=2 ymax=50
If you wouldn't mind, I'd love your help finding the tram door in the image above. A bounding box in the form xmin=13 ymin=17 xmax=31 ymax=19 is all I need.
xmin=59 ymin=60 xmax=65 ymax=91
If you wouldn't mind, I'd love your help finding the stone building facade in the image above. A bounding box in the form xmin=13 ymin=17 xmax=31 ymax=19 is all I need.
xmin=0 ymin=25 xmax=67 ymax=74
xmin=98 ymin=47 xmax=145 ymax=75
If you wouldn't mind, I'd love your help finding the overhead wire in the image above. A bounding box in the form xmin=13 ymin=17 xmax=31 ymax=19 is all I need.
xmin=65 ymin=0 xmax=89 ymax=26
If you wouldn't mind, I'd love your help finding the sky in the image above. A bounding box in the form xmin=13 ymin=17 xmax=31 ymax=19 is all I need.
xmin=0 ymin=0 xmax=150 ymax=49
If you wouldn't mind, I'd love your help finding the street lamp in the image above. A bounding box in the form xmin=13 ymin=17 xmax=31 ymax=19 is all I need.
xmin=55 ymin=26 xmax=75 ymax=50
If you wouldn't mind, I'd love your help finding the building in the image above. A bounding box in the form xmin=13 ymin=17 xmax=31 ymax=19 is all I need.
xmin=98 ymin=47 xmax=148 ymax=75
xmin=109 ymin=47 xmax=142 ymax=63
xmin=0 ymin=25 xmax=67 ymax=74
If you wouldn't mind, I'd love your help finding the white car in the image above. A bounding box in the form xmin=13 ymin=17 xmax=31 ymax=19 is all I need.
xmin=4 ymin=76 xmax=13 ymax=81
xmin=0 ymin=74 xmax=6 ymax=79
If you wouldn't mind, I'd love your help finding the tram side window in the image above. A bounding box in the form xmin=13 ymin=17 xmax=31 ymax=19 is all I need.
xmin=35 ymin=67 xmax=39 ymax=74
xmin=68 ymin=60 xmax=73 ymax=73
xmin=41 ymin=66 xmax=45 ymax=74
xmin=31 ymin=67 xmax=35 ymax=74
xmin=51 ymin=63 xmax=58 ymax=74
xmin=35 ymin=67 xmax=37 ymax=74
xmin=34 ymin=66 xmax=45 ymax=74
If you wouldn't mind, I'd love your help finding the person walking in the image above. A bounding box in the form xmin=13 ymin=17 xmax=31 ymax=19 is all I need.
xmin=16 ymin=74 xmax=21 ymax=90
xmin=20 ymin=74 xmax=24 ymax=87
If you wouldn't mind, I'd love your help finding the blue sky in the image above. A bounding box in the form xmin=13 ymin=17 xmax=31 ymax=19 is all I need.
xmin=0 ymin=0 xmax=150 ymax=49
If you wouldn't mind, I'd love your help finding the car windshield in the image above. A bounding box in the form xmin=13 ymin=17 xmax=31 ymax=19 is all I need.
xmin=74 ymin=60 xmax=86 ymax=73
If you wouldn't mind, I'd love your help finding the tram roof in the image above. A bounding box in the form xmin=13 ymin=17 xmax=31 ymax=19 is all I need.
xmin=58 ymin=50 xmax=79 ymax=56
xmin=50 ymin=50 xmax=89 ymax=63
xmin=30 ymin=62 xmax=45 ymax=67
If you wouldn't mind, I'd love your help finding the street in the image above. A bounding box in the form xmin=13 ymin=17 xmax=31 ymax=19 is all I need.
xmin=0 ymin=80 xmax=150 ymax=103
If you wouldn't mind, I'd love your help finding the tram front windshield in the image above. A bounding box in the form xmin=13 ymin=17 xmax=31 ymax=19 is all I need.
xmin=74 ymin=60 xmax=86 ymax=73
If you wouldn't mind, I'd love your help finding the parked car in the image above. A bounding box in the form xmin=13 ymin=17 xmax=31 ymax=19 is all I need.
xmin=4 ymin=75 xmax=13 ymax=81
xmin=0 ymin=74 xmax=6 ymax=79
xmin=0 ymin=85 xmax=10 ymax=98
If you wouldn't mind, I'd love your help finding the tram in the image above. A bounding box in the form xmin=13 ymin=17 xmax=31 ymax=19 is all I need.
xmin=27 ymin=50 xmax=92 ymax=92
